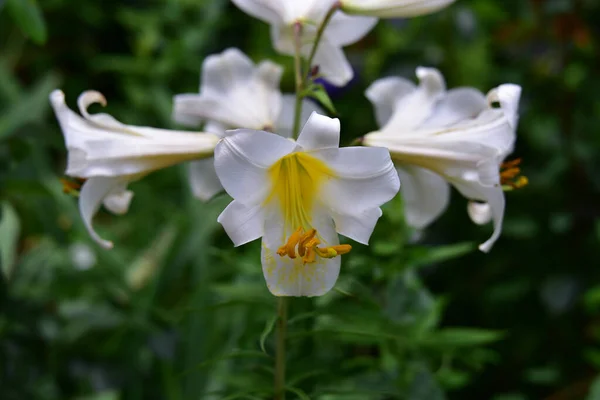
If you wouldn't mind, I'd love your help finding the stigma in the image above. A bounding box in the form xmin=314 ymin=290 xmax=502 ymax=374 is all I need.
xmin=500 ymin=158 xmax=528 ymax=190
xmin=277 ymin=227 xmax=351 ymax=264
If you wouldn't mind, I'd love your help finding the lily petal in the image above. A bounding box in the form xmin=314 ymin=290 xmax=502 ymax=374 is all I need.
xmin=365 ymin=76 xmax=416 ymax=127
xmin=214 ymin=129 xmax=297 ymax=206
xmin=396 ymin=165 xmax=450 ymax=229
xmin=331 ymin=207 xmax=383 ymax=245
xmin=277 ymin=95 xmax=324 ymax=138
xmin=312 ymin=37 xmax=354 ymax=87
xmin=296 ymin=112 xmax=340 ymax=150
xmin=262 ymin=207 xmax=340 ymax=296
xmin=325 ymin=11 xmax=378 ymax=46
xmin=452 ymin=181 xmax=505 ymax=252
xmin=217 ymin=200 xmax=264 ymax=246
xmin=103 ymin=184 xmax=134 ymax=215
xmin=173 ymin=48 xmax=283 ymax=130
xmin=313 ymin=146 xmax=400 ymax=213
xmin=467 ymin=201 xmax=493 ymax=225
xmin=79 ymin=177 xmax=129 ymax=249
xmin=188 ymin=158 xmax=223 ymax=201
xmin=342 ymin=0 xmax=456 ymax=18
xmin=382 ymin=67 xmax=446 ymax=132
xmin=50 ymin=90 xmax=218 ymax=178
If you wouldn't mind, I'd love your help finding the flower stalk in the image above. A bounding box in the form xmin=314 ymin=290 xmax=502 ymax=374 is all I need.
xmin=274 ymin=297 xmax=288 ymax=400
xmin=292 ymin=2 xmax=341 ymax=139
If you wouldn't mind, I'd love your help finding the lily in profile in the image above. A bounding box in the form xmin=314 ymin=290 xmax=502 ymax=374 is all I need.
xmin=341 ymin=0 xmax=455 ymax=18
xmin=363 ymin=68 xmax=522 ymax=252
xmin=50 ymin=90 xmax=219 ymax=249
xmin=230 ymin=0 xmax=377 ymax=86
xmin=214 ymin=112 xmax=399 ymax=296
xmin=172 ymin=48 xmax=321 ymax=201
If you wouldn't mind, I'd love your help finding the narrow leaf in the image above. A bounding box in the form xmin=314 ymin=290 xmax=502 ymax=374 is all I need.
xmin=0 ymin=201 xmax=20 ymax=280
xmin=259 ymin=314 xmax=278 ymax=354
xmin=6 ymin=0 xmax=47 ymax=44
xmin=420 ymin=328 xmax=504 ymax=348
xmin=306 ymin=83 xmax=337 ymax=115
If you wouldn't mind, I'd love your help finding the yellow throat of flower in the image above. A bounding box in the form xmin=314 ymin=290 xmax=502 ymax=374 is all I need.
xmin=267 ymin=152 xmax=351 ymax=263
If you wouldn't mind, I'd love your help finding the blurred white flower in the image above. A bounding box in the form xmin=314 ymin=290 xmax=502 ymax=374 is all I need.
xmin=341 ymin=0 xmax=455 ymax=18
xmin=214 ymin=112 xmax=399 ymax=296
xmin=50 ymin=90 xmax=219 ymax=249
xmin=230 ymin=1 xmax=376 ymax=86
xmin=173 ymin=48 xmax=322 ymax=201
xmin=363 ymin=68 xmax=522 ymax=252
xmin=69 ymin=242 xmax=97 ymax=270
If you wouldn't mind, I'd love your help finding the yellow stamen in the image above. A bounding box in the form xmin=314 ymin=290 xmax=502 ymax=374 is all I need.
xmin=500 ymin=158 xmax=528 ymax=190
xmin=277 ymin=226 xmax=303 ymax=258
xmin=276 ymin=227 xmax=352 ymax=264
xmin=61 ymin=177 xmax=84 ymax=196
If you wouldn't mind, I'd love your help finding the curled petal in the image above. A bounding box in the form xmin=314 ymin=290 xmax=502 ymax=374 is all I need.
xmin=50 ymin=90 xmax=219 ymax=178
xmin=452 ymin=182 xmax=505 ymax=253
xmin=79 ymin=177 xmax=128 ymax=249
xmin=487 ymin=84 xmax=522 ymax=129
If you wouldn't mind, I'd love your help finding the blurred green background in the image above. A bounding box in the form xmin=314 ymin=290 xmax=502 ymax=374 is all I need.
xmin=1 ymin=0 xmax=600 ymax=399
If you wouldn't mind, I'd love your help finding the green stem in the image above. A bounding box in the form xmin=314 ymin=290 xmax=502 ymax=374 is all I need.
xmin=274 ymin=297 xmax=288 ymax=400
xmin=292 ymin=22 xmax=304 ymax=139
xmin=305 ymin=2 xmax=341 ymax=72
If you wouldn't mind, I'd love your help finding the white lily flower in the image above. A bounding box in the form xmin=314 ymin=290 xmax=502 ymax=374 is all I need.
xmin=363 ymin=68 xmax=522 ymax=252
xmin=214 ymin=112 xmax=400 ymax=296
xmin=173 ymin=48 xmax=323 ymax=202
xmin=50 ymin=90 xmax=219 ymax=249
xmin=231 ymin=0 xmax=377 ymax=86
xmin=341 ymin=0 xmax=455 ymax=18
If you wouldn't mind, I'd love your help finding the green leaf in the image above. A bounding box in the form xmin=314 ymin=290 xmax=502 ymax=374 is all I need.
xmin=259 ymin=314 xmax=278 ymax=354
xmin=586 ymin=374 xmax=600 ymax=400
xmin=6 ymin=0 xmax=47 ymax=44
xmin=407 ymin=242 xmax=475 ymax=269
xmin=305 ymin=83 xmax=337 ymax=115
xmin=0 ymin=201 xmax=20 ymax=281
xmin=286 ymin=387 xmax=311 ymax=400
xmin=420 ymin=328 xmax=504 ymax=348
xmin=0 ymin=73 xmax=60 ymax=140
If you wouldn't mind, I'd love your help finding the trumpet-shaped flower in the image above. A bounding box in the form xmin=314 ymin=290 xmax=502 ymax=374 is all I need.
xmin=50 ymin=90 xmax=219 ymax=249
xmin=363 ymin=68 xmax=522 ymax=252
xmin=172 ymin=48 xmax=322 ymax=201
xmin=341 ymin=0 xmax=455 ymax=18
xmin=214 ymin=112 xmax=400 ymax=296
xmin=231 ymin=0 xmax=377 ymax=86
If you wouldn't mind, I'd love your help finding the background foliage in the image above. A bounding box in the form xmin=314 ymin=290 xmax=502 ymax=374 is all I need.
xmin=1 ymin=0 xmax=600 ymax=399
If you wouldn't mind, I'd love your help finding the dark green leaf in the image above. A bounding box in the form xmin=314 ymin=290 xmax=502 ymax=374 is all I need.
xmin=6 ymin=0 xmax=47 ymax=44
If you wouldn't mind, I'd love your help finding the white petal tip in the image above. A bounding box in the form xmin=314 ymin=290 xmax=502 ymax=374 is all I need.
xmin=98 ymin=240 xmax=114 ymax=250
xmin=478 ymin=242 xmax=492 ymax=253
xmin=49 ymin=89 xmax=65 ymax=105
